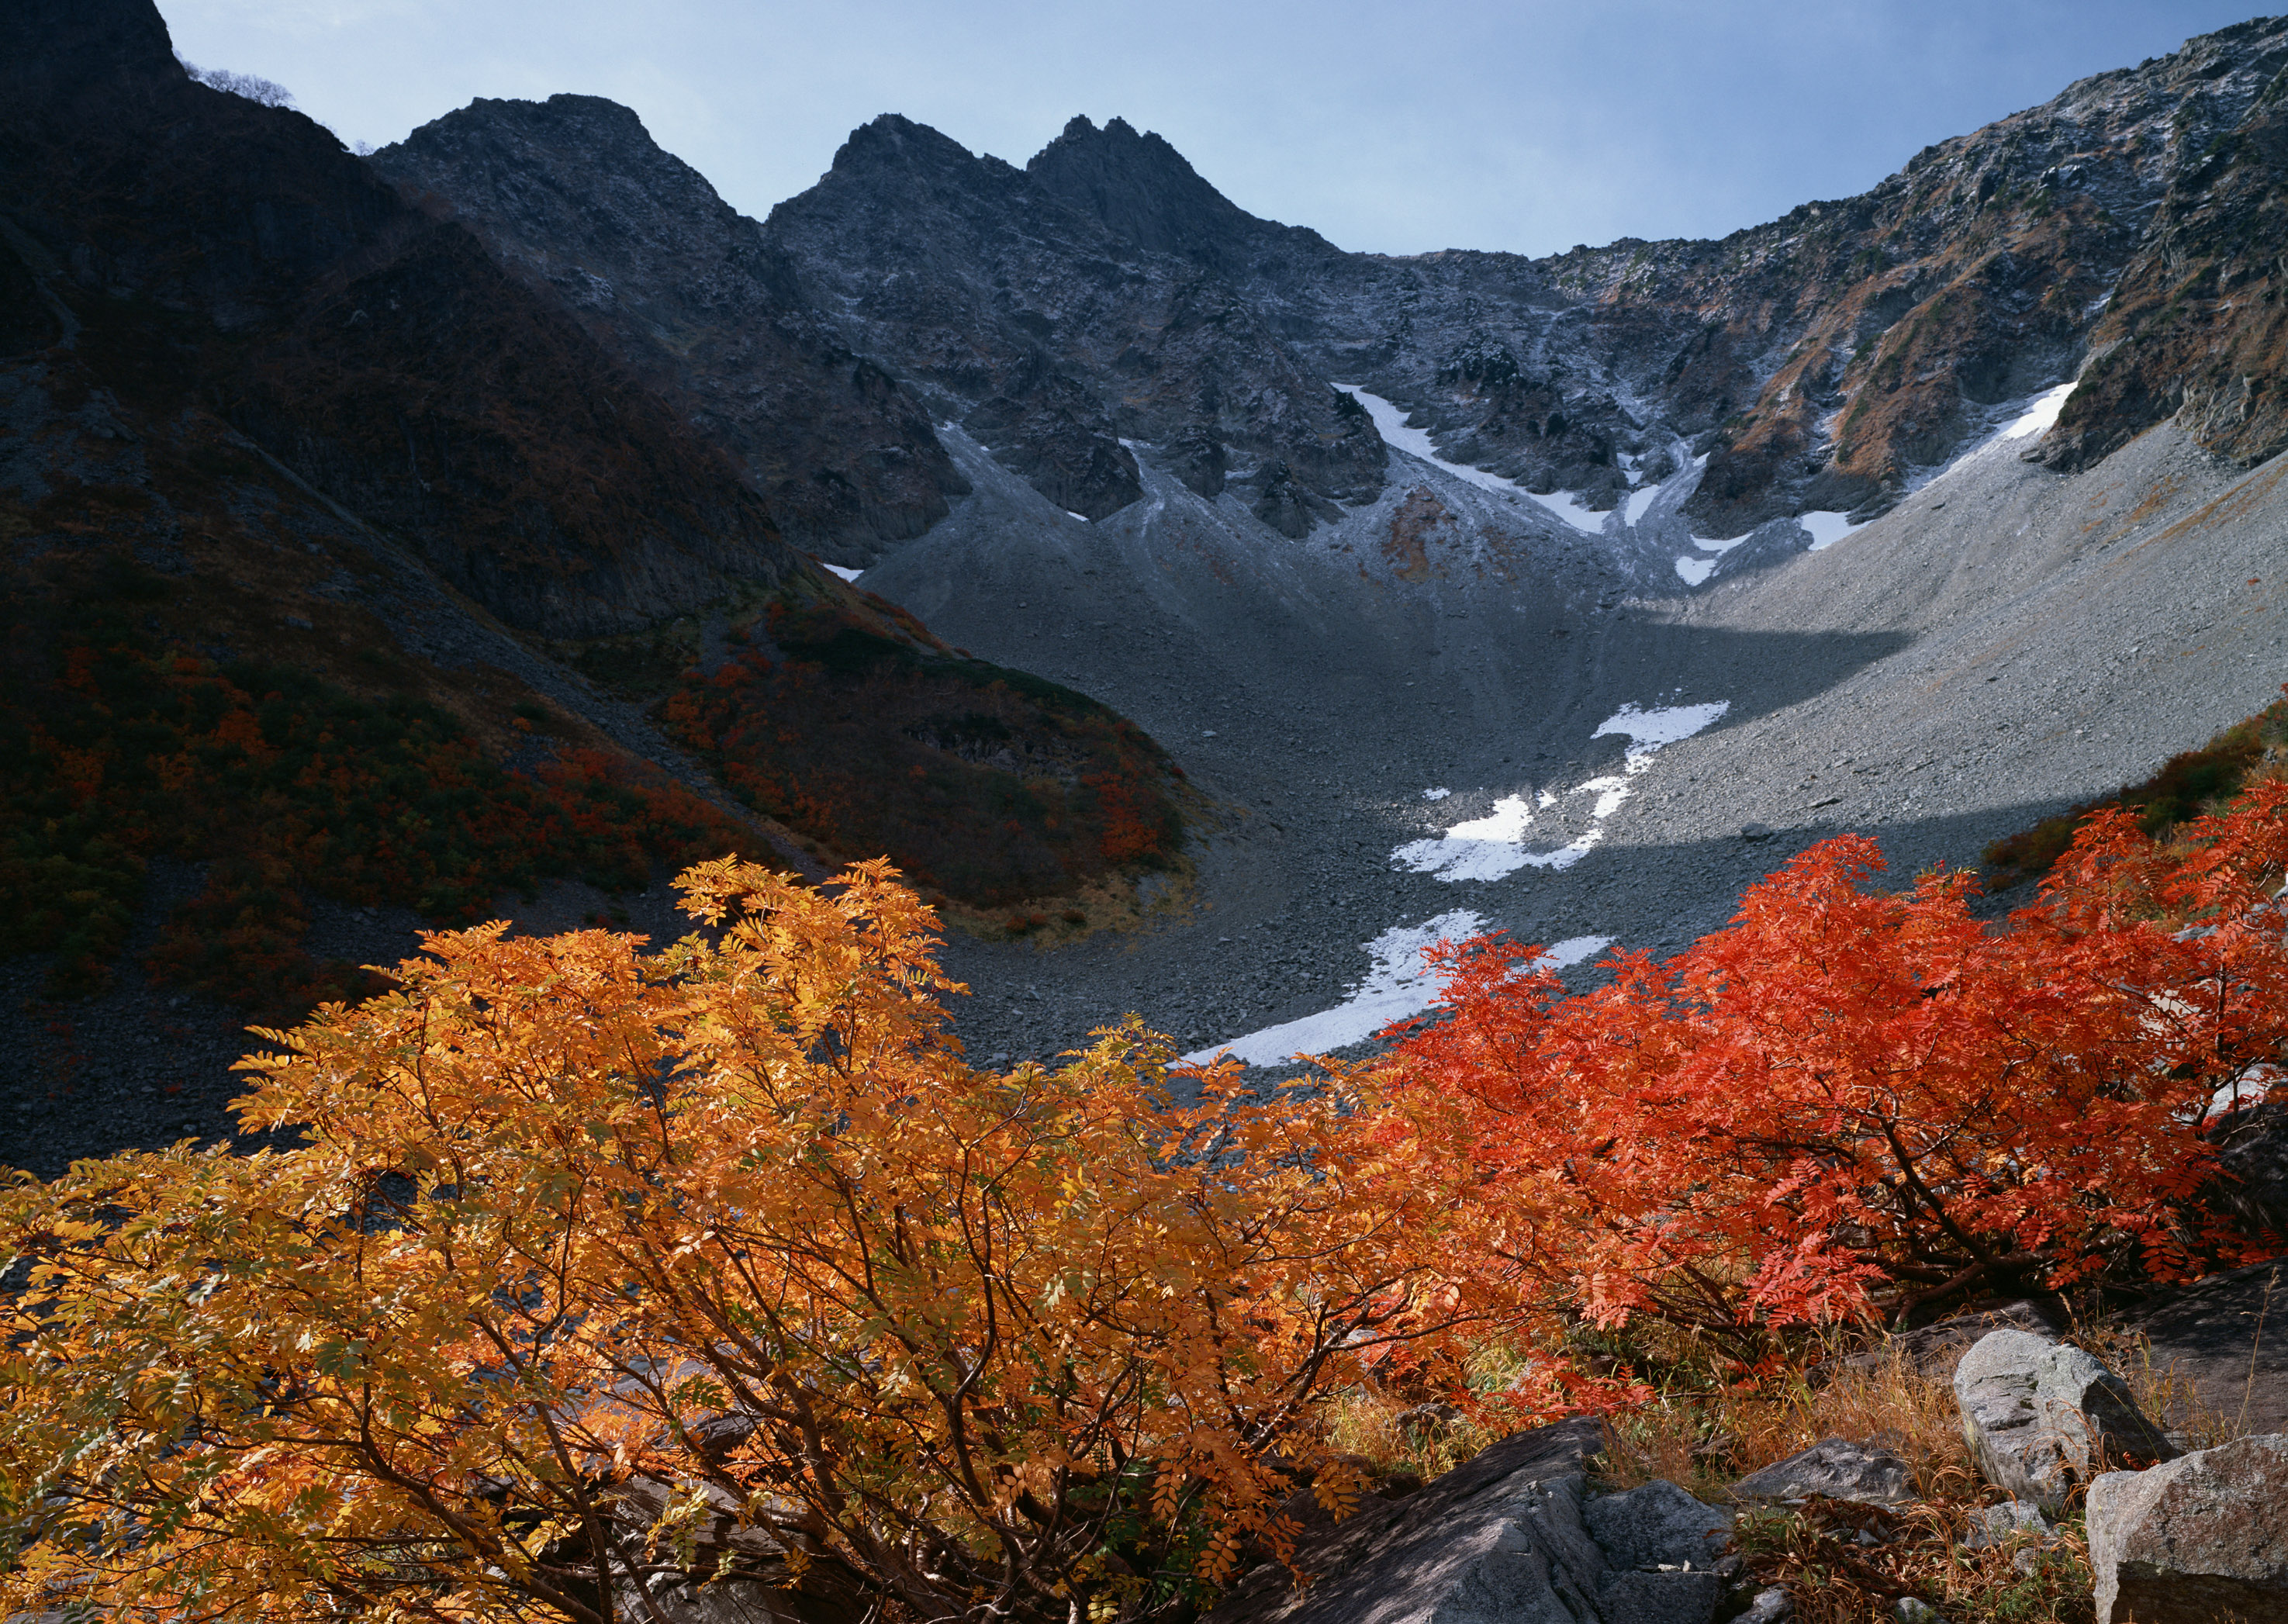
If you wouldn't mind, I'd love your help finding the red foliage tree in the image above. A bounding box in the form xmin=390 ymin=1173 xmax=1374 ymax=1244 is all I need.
xmin=1391 ymin=791 xmax=2288 ymax=1358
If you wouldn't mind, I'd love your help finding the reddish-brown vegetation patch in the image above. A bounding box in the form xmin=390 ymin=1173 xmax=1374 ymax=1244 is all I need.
xmin=0 ymin=587 xmax=762 ymax=1021
xmin=661 ymin=596 xmax=1184 ymax=909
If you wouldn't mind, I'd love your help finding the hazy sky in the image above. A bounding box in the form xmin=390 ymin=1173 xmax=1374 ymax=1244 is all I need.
xmin=159 ymin=1 xmax=2262 ymax=257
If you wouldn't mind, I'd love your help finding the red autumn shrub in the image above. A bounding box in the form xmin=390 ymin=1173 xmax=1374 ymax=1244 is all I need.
xmin=1389 ymin=788 xmax=2288 ymax=1361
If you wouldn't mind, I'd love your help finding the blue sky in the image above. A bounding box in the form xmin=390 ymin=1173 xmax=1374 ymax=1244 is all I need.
xmin=158 ymin=1 xmax=2264 ymax=257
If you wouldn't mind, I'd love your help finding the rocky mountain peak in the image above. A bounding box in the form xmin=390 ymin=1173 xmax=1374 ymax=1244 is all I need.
xmin=2 ymin=0 xmax=181 ymax=105
xmin=825 ymin=112 xmax=1027 ymax=191
xmin=1026 ymin=112 xmax=1339 ymax=275
xmin=373 ymin=97 xmax=966 ymax=563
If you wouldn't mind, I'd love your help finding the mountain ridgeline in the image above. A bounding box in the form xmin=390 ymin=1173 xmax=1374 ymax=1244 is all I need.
xmin=373 ymin=19 xmax=2288 ymax=552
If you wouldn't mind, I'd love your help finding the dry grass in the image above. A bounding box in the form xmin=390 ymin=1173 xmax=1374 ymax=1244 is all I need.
xmin=1328 ymin=1320 xmax=2259 ymax=1624
xmin=1594 ymin=1343 xmax=1978 ymax=1505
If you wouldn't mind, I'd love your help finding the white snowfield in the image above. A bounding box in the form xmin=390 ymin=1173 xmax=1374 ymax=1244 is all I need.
xmin=1195 ymin=700 xmax=1726 ymax=1067
xmin=1334 ymin=384 xmax=1612 ymax=534
xmin=1184 ymin=914 xmax=1612 ymax=1069
xmin=1393 ymin=699 xmax=1731 ymax=882
xmin=2003 ymin=382 xmax=2078 ymax=441
xmin=1799 ymin=511 xmax=1862 ymax=551
xmin=1677 ymin=527 xmax=1751 ymax=583
xmin=821 ymin=562 xmax=863 ymax=582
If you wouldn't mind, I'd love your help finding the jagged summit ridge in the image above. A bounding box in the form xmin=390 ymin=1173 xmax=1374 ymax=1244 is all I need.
xmin=373 ymin=95 xmax=966 ymax=564
xmin=365 ymin=16 xmax=2288 ymax=562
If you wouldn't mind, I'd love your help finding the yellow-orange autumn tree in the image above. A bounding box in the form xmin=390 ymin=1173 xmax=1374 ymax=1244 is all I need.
xmin=9 ymin=786 xmax=2285 ymax=1622
xmin=0 ymin=859 xmax=1516 ymax=1624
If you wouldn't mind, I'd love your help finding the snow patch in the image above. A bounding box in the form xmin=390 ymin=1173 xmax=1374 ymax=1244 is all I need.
xmin=1675 ymin=556 xmax=1716 ymax=586
xmin=1334 ymin=384 xmax=1608 ymax=533
xmin=1593 ymin=700 xmax=1731 ymax=753
xmin=1184 ymin=909 xmax=1489 ymax=1067
xmin=1394 ymin=700 xmax=1730 ymax=883
xmin=1185 ymin=914 xmax=1616 ymax=1069
xmin=1422 ymin=786 xmax=1452 ymax=802
xmin=1625 ymin=482 xmax=1664 ymax=524
xmin=2002 ymin=382 xmax=2077 ymax=441
xmin=821 ymin=563 xmax=863 ymax=582
xmin=1799 ymin=512 xmax=1862 ymax=551
xmin=1537 ymin=935 xmax=1615 ymax=971
xmin=1526 ymin=487 xmax=1612 ymax=536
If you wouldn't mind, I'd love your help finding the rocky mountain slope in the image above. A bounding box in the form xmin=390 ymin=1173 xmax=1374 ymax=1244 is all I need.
xmin=5 ymin=2 xmax=2286 ymax=1172
xmin=0 ymin=0 xmax=821 ymax=639
xmin=369 ymin=95 xmax=967 ymax=566
xmin=378 ymin=19 xmax=2288 ymax=555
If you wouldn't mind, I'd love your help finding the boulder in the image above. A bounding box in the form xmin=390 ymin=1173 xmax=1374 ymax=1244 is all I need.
xmin=1584 ymin=1477 xmax=1732 ymax=1570
xmin=2087 ymin=1432 xmax=2288 ymax=1623
xmin=1598 ymin=1568 xmax=1725 ymax=1624
xmin=1586 ymin=1478 xmax=1734 ymax=1624
xmin=1729 ymin=1437 xmax=1912 ymax=1505
xmin=1204 ymin=1418 xmax=1614 ymax=1624
xmin=1207 ymin=1420 xmax=1749 ymax=1624
xmin=1952 ymin=1330 xmax=2177 ymax=1512
xmin=1961 ymin=1500 xmax=2050 ymax=1550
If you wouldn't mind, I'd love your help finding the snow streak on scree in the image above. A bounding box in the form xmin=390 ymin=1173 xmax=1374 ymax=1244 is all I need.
xmin=1332 ymin=385 xmax=1611 ymax=535
xmin=1186 ymin=699 xmax=1725 ymax=1069
xmin=1184 ymin=920 xmax=1612 ymax=1069
xmin=1392 ymin=700 xmax=1730 ymax=881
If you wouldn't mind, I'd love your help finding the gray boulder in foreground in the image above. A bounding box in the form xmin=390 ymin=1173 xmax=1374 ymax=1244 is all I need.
xmin=2087 ymin=1433 xmax=2288 ymax=1623
xmin=1206 ymin=1417 xmax=1737 ymax=1624
xmin=1953 ymin=1329 xmax=2177 ymax=1512
xmin=1729 ymin=1436 xmax=1912 ymax=1505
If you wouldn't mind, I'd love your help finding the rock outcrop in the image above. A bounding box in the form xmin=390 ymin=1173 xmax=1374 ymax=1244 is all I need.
xmin=1730 ymin=1436 xmax=1913 ymax=1505
xmin=1204 ymin=1418 xmax=1740 ymax=1624
xmin=2086 ymin=1432 xmax=2288 ymax=1624
xmin=1953 ymin=1330 xmax=2178 ymax=1512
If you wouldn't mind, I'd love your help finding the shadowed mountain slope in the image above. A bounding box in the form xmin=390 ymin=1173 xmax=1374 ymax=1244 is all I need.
xmin=1 ymin=0 xmax=811 ymax=638
xmin=371 ymin=95 xmax=969 ymax=568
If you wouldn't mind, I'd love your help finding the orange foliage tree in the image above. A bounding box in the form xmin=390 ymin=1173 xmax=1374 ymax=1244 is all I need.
xmin=0 ymin=859 xmax=1508 ymax=1624
xmin=1388 ymin=787 xmax=2288 ymax=1360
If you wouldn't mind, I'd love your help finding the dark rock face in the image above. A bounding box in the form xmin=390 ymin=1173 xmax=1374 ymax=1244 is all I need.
xmin=1205 ymin=1418 xmax=1744 ymax=1624
xmin=760 ymin=114 xmax=1387 ymax=526
xmin=0 ymin=0 xmax=811 ymax=637
xmin=370 ymin=95 xmax=967 ymax=565
xmin=2116 ymin=1256 xmax=2288 ymax=1436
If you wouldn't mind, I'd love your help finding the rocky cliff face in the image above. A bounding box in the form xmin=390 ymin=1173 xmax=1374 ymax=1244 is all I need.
xmin=370 ymin=95 xmax=968 ymax=567
xmin=2037 ymin=19 xmax=2288 ymax=475
xmin=759 ymin=115 xmax=1389 ymax=532
xmin=0 ymin=0 xmax=812 ymax=637
xmin=1027 ymin=19 xmax=2288 ymax=538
